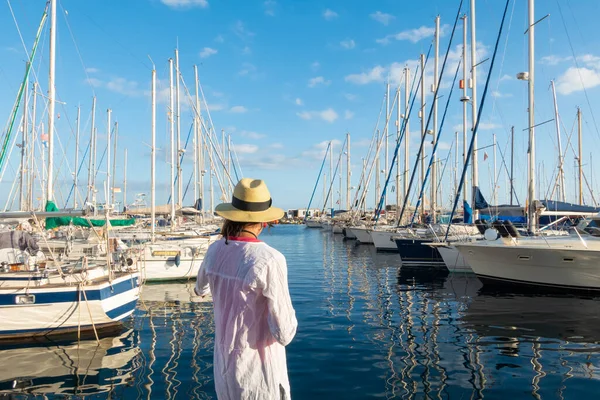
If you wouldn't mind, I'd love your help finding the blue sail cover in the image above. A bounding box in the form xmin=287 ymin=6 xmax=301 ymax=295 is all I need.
xmin=463 ymin=201 xmax=473 ymax=224
xmin=473 ymin=186 xmax=600 ymax=225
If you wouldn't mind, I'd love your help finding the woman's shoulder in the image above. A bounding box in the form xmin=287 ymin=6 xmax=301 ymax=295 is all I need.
xmin=250 ymin=242 xmax=286 ymax=265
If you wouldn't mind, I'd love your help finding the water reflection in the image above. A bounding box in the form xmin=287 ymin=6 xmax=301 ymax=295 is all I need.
xmin=0 ymin=329 xmax=140 ymax=397
xmin=135 ymin=282 xmax=214 ymax=400
xmin=3 ymin=226 xmax=600 ymax=399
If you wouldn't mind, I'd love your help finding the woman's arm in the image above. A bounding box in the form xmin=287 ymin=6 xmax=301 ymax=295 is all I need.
xmin=263 ymin=254 xmax=298 ymax=346
xmin=195 ymin=257 xmax=211 ymax=297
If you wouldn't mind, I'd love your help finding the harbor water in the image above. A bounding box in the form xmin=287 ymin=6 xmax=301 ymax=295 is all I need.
xmin=2 ymin=224 xmax=600 ymax=399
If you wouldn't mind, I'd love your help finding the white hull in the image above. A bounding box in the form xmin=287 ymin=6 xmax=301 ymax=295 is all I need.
xmin=343 ymin=227 xmax=356 ymax=239
xmin=135 ymin=238 xmax=215 ymax=281
xmin=436 ymin=245 xmax=472 ymax=273
xmin=371 ymin=230 xmax=399 ymax=252
xmin=456 ymin=237 xmax=600 ymax=290
xmin=0 ymin=272 xmax=140 ymax=342
xmin=305 ymin=220 xmax=323 ymax=228
xmin=350 ymin=227 xmax=373 ymax=244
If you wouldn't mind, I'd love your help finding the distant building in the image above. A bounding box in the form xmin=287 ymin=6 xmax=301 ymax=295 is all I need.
xmin=287 ymin=208 xmax=320 ymax=219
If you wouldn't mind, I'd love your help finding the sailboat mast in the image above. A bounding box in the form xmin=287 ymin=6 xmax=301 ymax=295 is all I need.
xmin=28 ymin=83 xmax=37 ymax=210
xmin=396 ymin=87 xmax=401 ymax=211
xmin=404 ymin=67 xmax=410 ymax=206
xmin=510 ymin=125 xmax=514 ymax=205
xmin=493 ymin=133 xmax=497 ymax=205
xmin=46 ymin=0 xmax=56 ymax=203
xmin=431 ymin=15 xmax=440 ymax=223
xmin=194 ymin=65 xmax=203 ymax=212
xmin=19 ymin=64 xmax=29 ymax=211
xmin=73 ymin=105 xmax=80 ymax=208
xmin=577 ymin=107 xmax=583 ymax=205
xmin=375 ymin=131 xmax=380 ymax=210
xmin=106 ymin=108 xmax=112 ymax=209
xmin=169 ymin=58 xmax=176 ymax=224
xmin=419 ymin=53 xmax=425 ymax=219
xmin=175 ymin=48 xmax=182 ymax=207
xmin=454 ymin=131 xmax=458 ymax=200
xmin=88 ymin=97 xmax=96 ymax=206
xmin=329 ymin=142 xmax=333 ymax=211
xmin=384 ymin=82 xmax=390 ymax=209
xmin=111 ymin=121 xmax=118 ymax=206
xmin=123 ymin=148 xmax=127 ymax=211
xmin=470 ymin=0 xmax=479 ymax=221
xmin=526 ymin=0 xmax=536 ymax=232
xmin=346 ymin=132 xmax=351 ymax=209
xmin=151 ymin=68 xmax=156 ymax=242
xmin=461 ymin=14 xmax=469 ymax=205
xmin=550 ymin=80 xmax=566 ymax=202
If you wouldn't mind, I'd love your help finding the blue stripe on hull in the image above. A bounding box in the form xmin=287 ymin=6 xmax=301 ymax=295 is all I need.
xmin=0 ymin=276 xmax=138 ymax=306
xmin=106 ymin=299 xmax=138 ymax=320
xmin=395 ymin=239 xmax=444 ymax=263
xmin=0 ymin=322 xmax=123 ymax=339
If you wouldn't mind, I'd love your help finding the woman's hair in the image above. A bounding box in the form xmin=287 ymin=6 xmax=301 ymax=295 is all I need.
xmin=222 ymin=220 xmax=260 ymax=244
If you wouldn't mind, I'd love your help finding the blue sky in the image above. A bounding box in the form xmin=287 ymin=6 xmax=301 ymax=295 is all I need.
xmin=2 ymin=0 xmax=600 ymax=211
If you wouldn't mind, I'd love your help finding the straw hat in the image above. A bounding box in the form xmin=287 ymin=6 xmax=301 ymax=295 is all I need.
xmin=215 ymin=178 xmax=284 ymax=223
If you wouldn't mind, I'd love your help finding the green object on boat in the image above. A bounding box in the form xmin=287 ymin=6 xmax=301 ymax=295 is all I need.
xmin=44 ymin=201 xmax=136 ymax=229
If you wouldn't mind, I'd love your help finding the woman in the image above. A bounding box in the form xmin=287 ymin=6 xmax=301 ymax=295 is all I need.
xmin=196 ymin=178 xmax=298 ymax=400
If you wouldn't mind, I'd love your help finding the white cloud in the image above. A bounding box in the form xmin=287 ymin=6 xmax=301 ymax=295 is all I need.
xmin=215 ymin=34 xmax=224 ymax=43
xmin=302 ymin=139 xmax=342 ymax=160
xmin=161 ymin=0 xmax=208 ymax=8
xmin=577 ymin=54 xmax=600 ymax=70
xmin=499 ymin=74 xmax=513 ymax=81
xmin=106 ymin=77 xmax=140 ymax=96
xmin=556 ymin=66 xmax=600 ymax=95
xmin=323 ymin=9 xmax=338 ymax=20
xmin=85 ymin=67 xmax=99 ymax=74
xmin=295 ymin=98 xmax=303 ymax=106
xmin=340 ymin=39 xmax=356 ymax=50
xmin=346 ymin=42 xmax=488 ymax=88
xmin=540 ymin=55 xmax=572 ymax=66
xmin=230 ymin=105 xmax=248 ymax=113
xmin=242 ymin=154 xmax=290 ymax=170
xmin=234 ymin=144 xmax=258 ymax=154
xmin=344 ymin=93 xmax=357 ymax=101
xmin=232 ymin=20 xmax=255 ymax=40
xmin=89 ymin=76 xmax=141 ymax=96
xmin=492 ymin=90 xmax=512 ymax=98
xmin=311 ymin=61 xmax=320 ymax=71
xmin=270 ymin=143 xmax=284 ymax=149
xmin=240 ymin=130 xmax=265 ymax=139
xmin=345 ymin=66 xmax=386 ymax=85
xmin=479 ymin=122 xmax=502 ymax=130
xmin=238 ymin=62 xmax=257 ymax=78
xmin=85 ymin=77 xmax=102 ymax=87
xmin=308 ymin=76 xmax=331 ymax=87
xmin=264 ymin=0 xmax=276 ymax=16
xmin=452 ymin=122 xmax=501 ymax=131
xmin=296 ymin=108 xmax=339 ymax=123
xmin=199 ymin=47 xmax=217 ymax=58
xmin=242 ymin=46 xmax=252 ymax=55
xmin=370 ymin=11 xmax=395 ymax=26
xmin=207 ymin=103 xmax=225 ymax=111
xmin=376 ymin=24 xmax=448 ymax=45
xmin=344 ymin=110 xmax=354 ymax=120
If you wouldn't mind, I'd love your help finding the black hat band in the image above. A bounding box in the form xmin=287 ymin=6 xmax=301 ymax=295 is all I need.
xmin=232 ymin=196 xmax=272 ymax=212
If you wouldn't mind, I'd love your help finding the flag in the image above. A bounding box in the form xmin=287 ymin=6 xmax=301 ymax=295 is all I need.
xmin=483 ymin=152 xmax=488 ymax=161
xmin=41 ymin=133 xmax=49 ymax=148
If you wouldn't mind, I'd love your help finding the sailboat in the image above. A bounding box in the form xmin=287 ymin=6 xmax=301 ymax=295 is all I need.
xmin=455 ymin=0 xmax=600 ymax=291
xmin=0 ymin=0 xmax=140 ymax=342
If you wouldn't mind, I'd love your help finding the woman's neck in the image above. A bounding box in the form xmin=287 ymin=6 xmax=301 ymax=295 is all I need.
xmin=238 ymin=224 xmax=261 ymax=239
